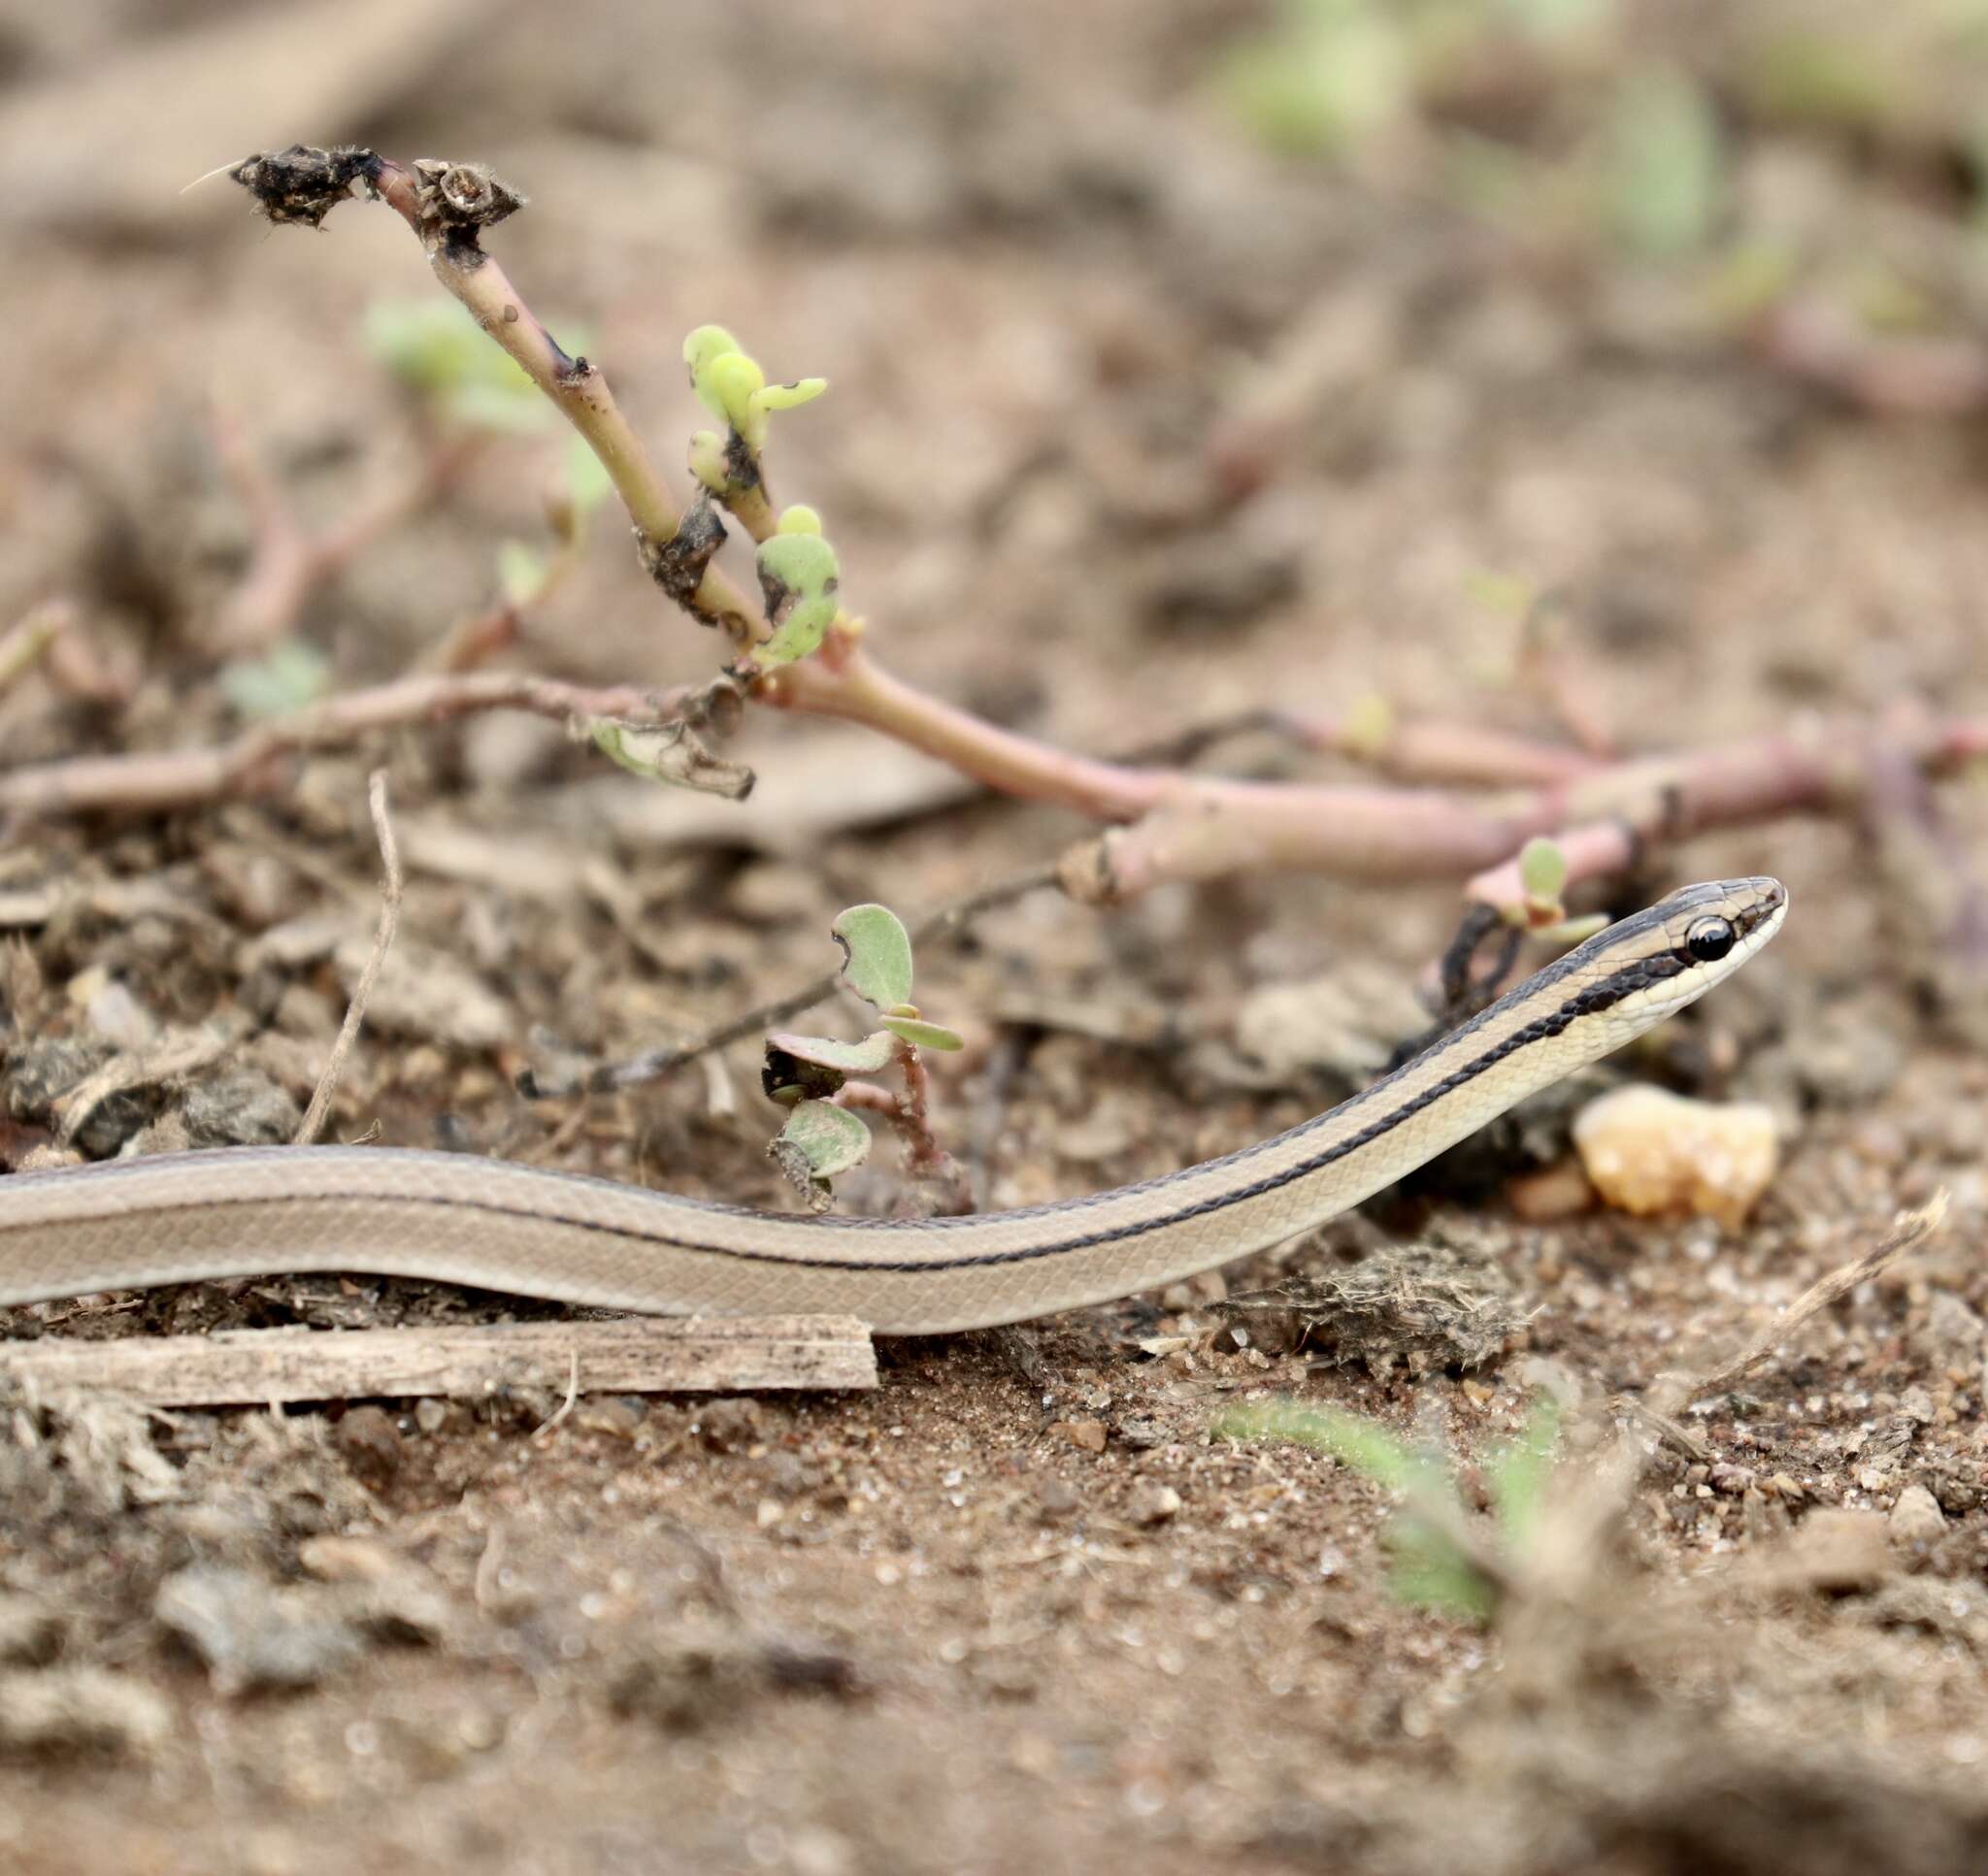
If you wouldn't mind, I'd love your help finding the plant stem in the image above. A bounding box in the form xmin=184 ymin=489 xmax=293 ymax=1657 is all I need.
xmin=365 ymin=157 xmax=757 ymax=646
xmin=0 ymin=671 xmax=691 ymax=819
xmin=769 ymin=647 xmax=1164 ymax=820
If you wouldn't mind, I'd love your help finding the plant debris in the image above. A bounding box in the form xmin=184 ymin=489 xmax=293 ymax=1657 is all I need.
xmin=1218 ymin=1238 xmax=1526 ymax=1373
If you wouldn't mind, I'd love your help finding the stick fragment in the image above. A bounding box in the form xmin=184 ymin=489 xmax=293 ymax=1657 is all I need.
xmin=0 ymin=1316 xmax=878 ymax=1405
xmin=1645 ymin=1192 xmax=1949 ymax=1417
xmin=295 ymin=770 xmax=403 ymax=1145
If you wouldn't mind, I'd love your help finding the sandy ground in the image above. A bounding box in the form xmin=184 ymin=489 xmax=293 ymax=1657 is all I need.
xmin=1 ymin=4 xmax=1986 ymax=1872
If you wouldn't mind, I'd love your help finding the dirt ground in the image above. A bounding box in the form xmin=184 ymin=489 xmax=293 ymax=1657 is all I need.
xmin=2 ymin=3 xmax=1987 ymax=1872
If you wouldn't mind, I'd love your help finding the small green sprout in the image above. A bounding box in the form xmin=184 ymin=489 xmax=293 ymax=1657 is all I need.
xmin=560 ymin=435 xmax=614 ymax=521
xmin=364 ymin=298 xmax=565 ymax=434
xmin=769 ymin=1100 xmax=872 ymax=1204
xmin=681 ymin=324 xmax=826 ymax=451
xmin=1505 ymin=837 xmax=1607 ymax=946
xmin=1216 ymin=0 xmax=1410 ymax=159
xmin=218 ymin=638 xmax=332 ymax=719
xmin=1606 ymin=64 xmax=1723 ymax=259
xmin=500 ymin=438 xmax=615 ymax=609
xmin=753 ymin=523 xmax=843 ymax=669
xmin=830 ymin=904 xmax=914 ymax=1009
xmin=1518 ymin=835 xmax=1567 ymax=920
xmin=1339 ymin=692 xmax=1394 ymax=763
xmin=496 ymin=541 xmax=547 ymax=609
xmin=1463 ymin=568 xmax=1538 ymax=623
xmin=1215 ymin=1394 xmax=1563 ymax=1624
xmin=761 ymin=905 xmax=965 ymax=1210
xmin=687 ymin=430 xmax=729 ymax=495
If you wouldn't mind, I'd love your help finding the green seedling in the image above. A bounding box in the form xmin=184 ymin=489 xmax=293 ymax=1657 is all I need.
xmin=681 ymin=323 xmax=826 ymax=452
xmin=1215 ymin=1394 xmax=1563 ymax=1623
xmin=764 ymin=904 xmax=965 ymax=1212
xmin=494 ymin=436 xmax=616 ymax=611
xmin=754 ymin=518 xmax=843 ymax=669
xmin=1507 ymin=836 xmax=1607 ymax=945
xmin=1606 ymin=64 xmax=1722 ymax=259
xmin=218 ymin=637 xmax=332 ymax=719
xmin=1216 ymin=0 xmax=1410 ymax=158
xmin=364 ymin=297 xmax=575 ymax=434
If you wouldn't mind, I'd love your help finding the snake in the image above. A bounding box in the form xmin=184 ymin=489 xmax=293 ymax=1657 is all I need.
xmin=0 ymin=877 xmax=1784 ymax=1334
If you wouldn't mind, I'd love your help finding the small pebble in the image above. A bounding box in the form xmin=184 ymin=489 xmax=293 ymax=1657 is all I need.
xmin=1035 ymin=1478 xmax=1082 ymax=1520
xmin=296 ymin=1537 xmax=395 ymax=1585
xmin=1052 ymin=1418 xmax=1108 ymax=1455
xmin=575 ymin=1398 xmax=647 ymax=1440
xmin=1889 ymin=1484 xmax=1948 ymax=1549
xmin=1572 ymin=1084 xmax=1778 ymax=1227
xmin=1506 ymin=1160 xmax=1594 ymax=1222
xmin=1126 ymin=1483 xmax=1181 ymax=1527
xmin=1777 ymin=1508 xmax=1892 ymax=1594
xmin=694 ymin=1399 xmax=762 ymax=1454
xmin=335 ymin=1406 xmax=403 ymax=1482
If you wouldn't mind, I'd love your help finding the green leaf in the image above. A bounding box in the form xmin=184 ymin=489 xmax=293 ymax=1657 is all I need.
xmin=755 ymin=377 xmax=827 ymax=414
xmin=444 ymin=380 xmax=552 ymax=436
xmin=757 ymin=594 xmax=838 ymax=669
xmin=1215 ymin=1398 xmax=1497 ymax=1622
xmin=754 ymin=531 xmax=843 ymax=669
xmin=1495 ymin=0 xmax=1615 ymax=46
xmin=1216 ymin=0 xmax=1409 ymax=158
xmin=1531 ymin=912 xmax=1609 ymax=948
xmin=1744 ymin=30 xmax=1894 ymax=133
xmin=363 ymin=298 xmax=489 ymax=392
xmin=683 ymin=323 xmax=743 ymax=423
xmin=496 ymin=540 xmax=546 ymax=608
xmin=880 ymin=1015 xmax=963 ymax=1052
xmin=219 ymin=638 xmax=332 ymax=719
xmin=1213 ymin=1400 xmax=1437 ymax=1496
xmin=1340 ymin=692 xmax=1393 ymax=760
xmin=1464 ymin=569 xmax=1537 ymax=619
xmin=363 ymin=298 xmax=548 ymax=433
xmin=777 ymin=504 xmax=824 ymax=536
xmin=585 ymin=717 xmax=753 ymax=800
xmin=688 ymin=429 xmax=729 ymax=494
xmin=708 ymin=350 xmax=769 ymax=444
xmin=564 ymin=435 xmax=613 ymax=515
xmin=766 ymin=1031 xmax=899 ymax=1076
xmin=1385 ymin=1523 xmax=1497 ymax=1623
xmin=1517 ymin=837 xmax=1567 ymax=905
xmin=757 ymin=531 xmax=839 ymax=601
xmin=832 ymin=904 xmax=913 ymax=1010
xmin=1607 ymin=64 xmax=1722 ymax=259
xmin=767 ymin=1104 xmax=871 ymax=1176
xmin=1484 ymin=1396 xmax=1561 ymax=1549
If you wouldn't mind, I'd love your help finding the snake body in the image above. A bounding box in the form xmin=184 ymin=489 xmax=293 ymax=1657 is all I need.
xmin=0 ymin=878 xmax=1784 ymax=1333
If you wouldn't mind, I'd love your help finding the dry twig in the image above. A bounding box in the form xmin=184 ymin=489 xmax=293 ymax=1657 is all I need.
xmin=0 ymin=601 xmax=74 ymax=699
xmin=210 ymin=405 xmax=477 ymax=653
xmin=1644 ymin=1192 xmax=1950 ymax=1419
xmin=295 ymin=769 xmax=404 ymax=1144
xmin=0 ymin=1315 xmax=878 ymax=1406
xmin=52 ymin=1031 xmax=237 ymax=1150
xmin=0 ymin=669 xmax=723 ymax=819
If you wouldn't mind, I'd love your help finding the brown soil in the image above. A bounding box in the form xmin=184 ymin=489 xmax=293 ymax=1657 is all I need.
xmin=1 ymin=5 xmax=1985 ymax=1873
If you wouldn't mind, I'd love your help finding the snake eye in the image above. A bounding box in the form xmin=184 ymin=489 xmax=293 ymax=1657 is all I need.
xmin=1684 ymin=915 xmax=1736 ymax=965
